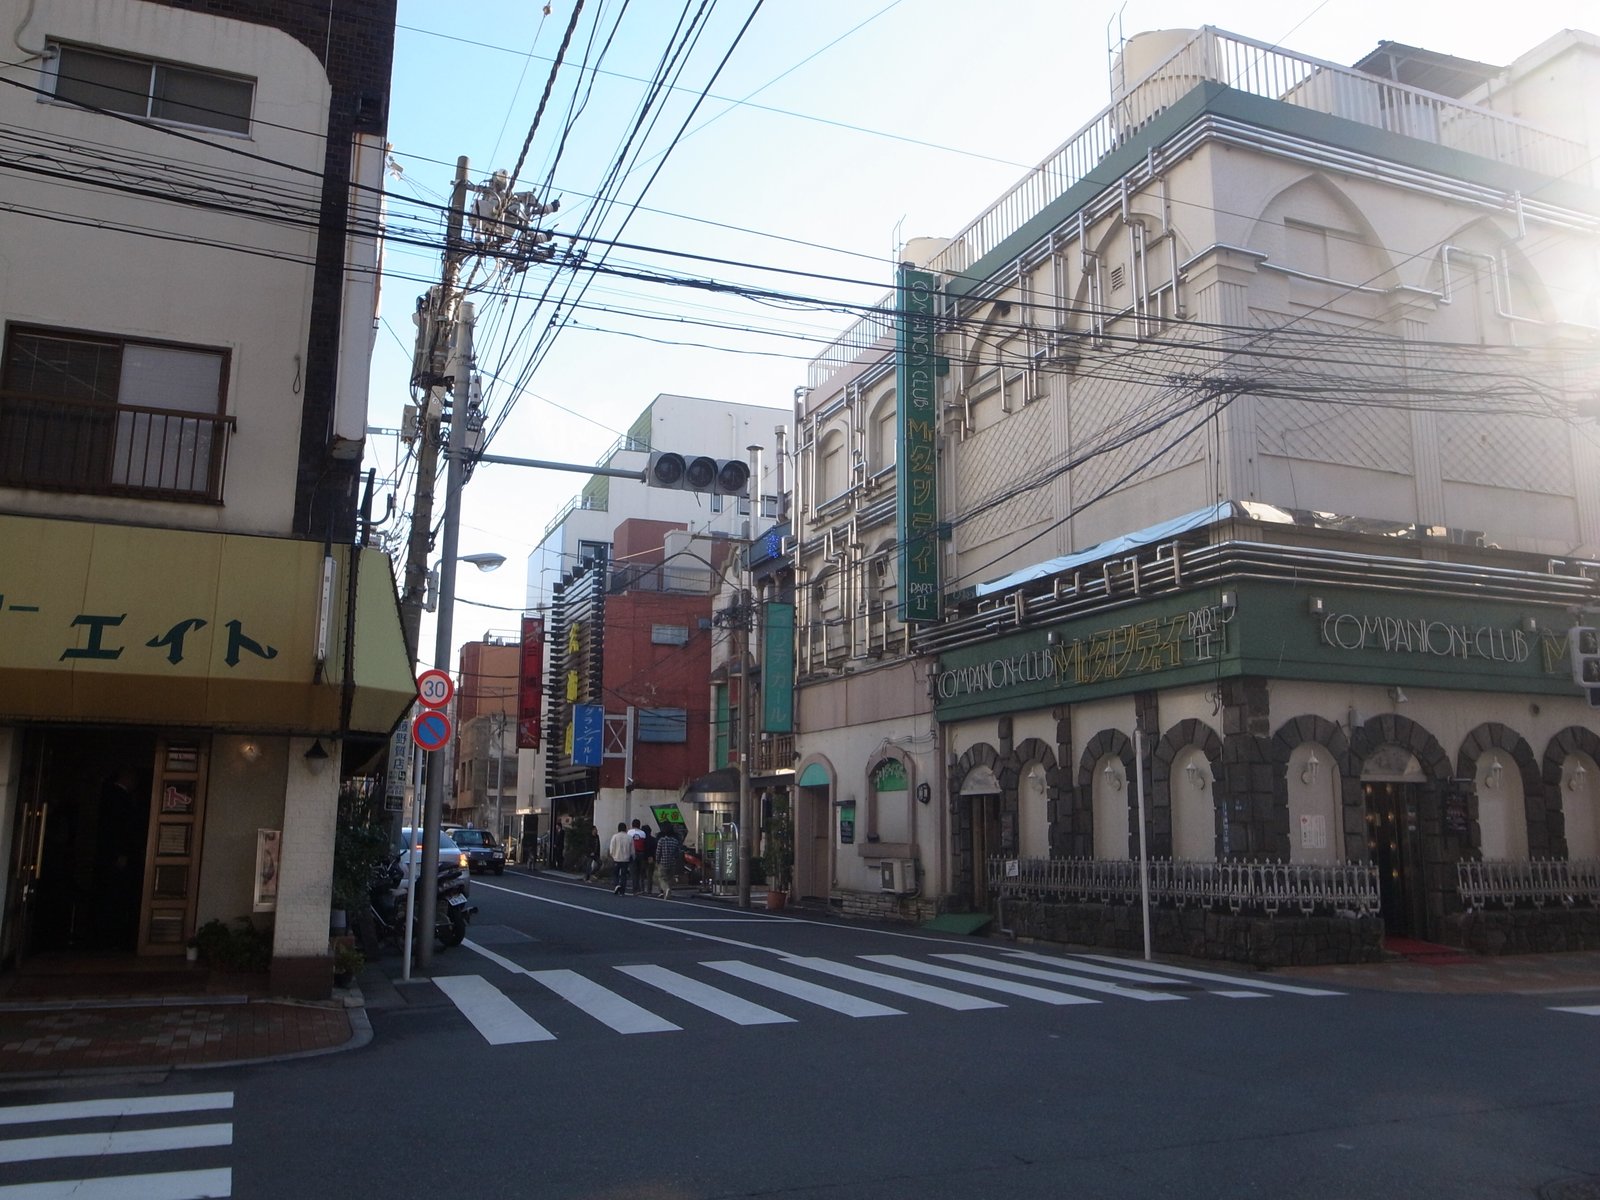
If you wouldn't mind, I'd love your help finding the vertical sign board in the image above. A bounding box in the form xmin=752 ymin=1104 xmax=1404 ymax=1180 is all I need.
xmin=896 ymin=266 xmax=940 ymax=623
xmin=517 ymin=616 xmax=544 ymax=749
xmin=385 ymin=718 xmax=411 ymax=810
xmin=571 ymin=702 xmax=604 ymax=767
xmin=762 ymin=601 xmax=795 ymax=733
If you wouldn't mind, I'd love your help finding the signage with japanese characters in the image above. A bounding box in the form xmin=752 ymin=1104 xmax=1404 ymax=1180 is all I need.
xmin=895 ymin=266 xmax=941 ymax=623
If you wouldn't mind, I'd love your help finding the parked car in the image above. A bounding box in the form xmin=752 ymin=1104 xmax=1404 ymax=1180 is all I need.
xmin=445 ymin=826 xmax=507 ymax=875
xmin=396 ymin=826 xmax=471 ymax=898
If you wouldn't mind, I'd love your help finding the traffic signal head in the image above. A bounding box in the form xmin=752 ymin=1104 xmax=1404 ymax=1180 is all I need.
xmin=646 ymin=450 xmax=750 ymax=497
xmin=1569 ymin=626 xmax=1600 ymax=687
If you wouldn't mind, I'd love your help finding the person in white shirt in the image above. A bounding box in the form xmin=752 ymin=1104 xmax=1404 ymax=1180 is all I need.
xmin=608 ymin=823 xmax=634 ymax=894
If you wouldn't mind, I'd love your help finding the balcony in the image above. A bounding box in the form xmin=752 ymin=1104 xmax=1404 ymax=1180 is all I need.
xmin=0 ymin=389 xmax=235 ymax=503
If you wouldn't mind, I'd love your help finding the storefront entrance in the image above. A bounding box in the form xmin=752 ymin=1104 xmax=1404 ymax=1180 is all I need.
xmin=1363 ymin=781 xmax=1426 ymax=937
xmin=4 ymin=728 xmax=208 ymax=966
xmin=968 ymin=793 xmax=1002 ymax=909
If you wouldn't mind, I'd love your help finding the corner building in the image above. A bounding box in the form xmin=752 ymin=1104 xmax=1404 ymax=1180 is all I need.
xmin=0 ymin=0 xmax=410 ymax=996
xmin=795 ymin=26 xmax=1600 ymax=959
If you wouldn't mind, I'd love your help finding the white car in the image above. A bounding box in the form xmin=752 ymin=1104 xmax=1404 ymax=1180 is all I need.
xmin=395 ymin=826 xmax=471 ymax=898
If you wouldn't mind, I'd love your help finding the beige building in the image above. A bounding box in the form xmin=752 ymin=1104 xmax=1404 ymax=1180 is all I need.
xmin=0 ymin=0 xmax=410 ymax=996
xmin=795 ymin=26 xmax=1600 ymax=959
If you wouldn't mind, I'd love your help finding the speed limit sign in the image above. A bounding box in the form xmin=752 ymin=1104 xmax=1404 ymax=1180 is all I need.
xmin=416 ymin=668 xmax=453 ymax=709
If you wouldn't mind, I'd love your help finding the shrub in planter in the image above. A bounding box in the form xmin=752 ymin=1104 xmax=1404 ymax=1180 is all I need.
xmin=193 ymin=917 xmax=272 ymax=972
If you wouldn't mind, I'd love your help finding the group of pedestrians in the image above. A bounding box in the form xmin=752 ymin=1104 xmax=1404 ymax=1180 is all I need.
xmin=606 ymin=818 xmax=686 ymax=898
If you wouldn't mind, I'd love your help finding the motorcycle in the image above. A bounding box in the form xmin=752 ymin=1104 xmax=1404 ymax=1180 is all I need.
xmin=357 ymin=852 xmax=477 ymax=955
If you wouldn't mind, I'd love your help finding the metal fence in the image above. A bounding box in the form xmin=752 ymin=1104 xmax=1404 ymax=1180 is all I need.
xmin=1457 ymin=858 xmax=1600 ymax=910
xmin=987 ymin=856 xmax=1381 ymax=917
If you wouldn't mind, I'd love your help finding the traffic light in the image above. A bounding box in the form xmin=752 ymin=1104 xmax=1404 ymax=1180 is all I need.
xmin=1569 ymin=626 xmax=1600 ymax=687
xmin=645 ymin=450 xmax=750 ymax=497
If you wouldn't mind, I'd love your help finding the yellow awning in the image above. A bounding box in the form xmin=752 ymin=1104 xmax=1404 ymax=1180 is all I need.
xmin=0 ymin=515 xmax=413 ymax=735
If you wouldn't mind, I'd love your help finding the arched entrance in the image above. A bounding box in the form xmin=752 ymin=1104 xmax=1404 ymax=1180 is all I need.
xmin=961 ymin=764 xmax=1002 ymax=908
xmin=1361 ymin=744 xmax=1428 ymax=937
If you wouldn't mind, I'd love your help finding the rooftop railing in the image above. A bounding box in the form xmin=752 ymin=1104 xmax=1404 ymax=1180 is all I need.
xmin=807 ymin=26 xmax=1585 ymax=388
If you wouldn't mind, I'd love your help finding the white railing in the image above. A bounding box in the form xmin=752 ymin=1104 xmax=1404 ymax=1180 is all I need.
xmin=807 ymin=295 xmax=897 ymax=391
xmin=1457 ymin=858 xmax=1600 ymax=910
xmin=987 ymin=855 xmax=1380 ymax=917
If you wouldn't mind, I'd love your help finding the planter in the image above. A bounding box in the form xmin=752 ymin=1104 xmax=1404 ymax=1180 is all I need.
xmin=765 ymin=890 xmax=788 ymax=911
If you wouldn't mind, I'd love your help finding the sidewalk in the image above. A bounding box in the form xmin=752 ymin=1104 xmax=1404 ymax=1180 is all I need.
xmin=0 ymin=991 xmax=366 ymax=1079
xmin=1273 ymin=948 xmax=1600 ymax=995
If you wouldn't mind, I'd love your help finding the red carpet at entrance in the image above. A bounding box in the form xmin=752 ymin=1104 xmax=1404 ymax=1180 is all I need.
xmin=1382 ymin=936 xmax=1474 ymax=964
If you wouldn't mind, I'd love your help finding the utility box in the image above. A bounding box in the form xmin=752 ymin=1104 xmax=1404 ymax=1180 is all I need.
xmin=879 ymin=858 xmax=916 ymax=895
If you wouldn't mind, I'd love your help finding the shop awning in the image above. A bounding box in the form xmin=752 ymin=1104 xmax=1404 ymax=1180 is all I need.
xmin=0 ymin=515 xmax=413 ymax=736
xmin=798 ymin=762 xmax=830 ymax=787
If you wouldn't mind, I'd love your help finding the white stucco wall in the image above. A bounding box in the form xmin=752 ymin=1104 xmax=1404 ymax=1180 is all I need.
xmin=0 ymin=0 xmax=333 ymax=535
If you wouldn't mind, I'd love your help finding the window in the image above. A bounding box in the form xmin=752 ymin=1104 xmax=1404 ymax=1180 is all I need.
xmin=1 ymin=326 xmax=231 ymax=502
xmin=760 ymin=494 xmax=778 ymax=518
xmin=651 ymin=624 xmax=689 ymax=646
xmin=710 ymin=493 xmax=724 ymax=513
xmin=737 ymin=495 xmax=751 ymax=516
xmin=51 ymin=44 xmax=254 ymax=135
xmin=638 ymin=707 xmax=687 ymax=744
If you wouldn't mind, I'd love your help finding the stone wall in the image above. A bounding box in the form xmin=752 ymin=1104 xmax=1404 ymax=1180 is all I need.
xmin=998 ymin=900 xmax=1384 ymax=967
xmin=1442 ymin=908 xmax=1600 ymax=954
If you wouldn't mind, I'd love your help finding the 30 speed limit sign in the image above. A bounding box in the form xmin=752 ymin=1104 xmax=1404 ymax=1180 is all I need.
xmin=416 ymin=668 xmax=453 ymax=709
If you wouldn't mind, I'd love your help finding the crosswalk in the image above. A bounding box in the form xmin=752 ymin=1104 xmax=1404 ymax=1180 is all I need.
xmin=0 ymin=1091 xmax=232 ymax=1199
xmin=429 ymin=945 xmax=1344 ymax=1046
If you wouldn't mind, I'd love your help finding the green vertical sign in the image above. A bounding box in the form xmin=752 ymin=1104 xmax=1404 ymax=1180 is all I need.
xmin=896 ymin=267 xmax=940 ymax=623
xmin=762 ymin=601 xmax=795 ymax=732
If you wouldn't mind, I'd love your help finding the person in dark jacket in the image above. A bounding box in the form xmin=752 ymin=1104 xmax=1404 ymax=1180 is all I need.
xmin=654 ymin=824 xmax=684 ymax=899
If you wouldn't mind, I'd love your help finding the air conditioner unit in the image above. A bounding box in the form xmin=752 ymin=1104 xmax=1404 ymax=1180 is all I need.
xmin=879 ymin=858 xmax=916 ymax=895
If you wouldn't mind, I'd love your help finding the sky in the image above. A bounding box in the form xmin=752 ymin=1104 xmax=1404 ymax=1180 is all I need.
xmin=371 ymin=0 xmax=1600 ymax=673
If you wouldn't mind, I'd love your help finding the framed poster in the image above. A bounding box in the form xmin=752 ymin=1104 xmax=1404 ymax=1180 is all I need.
xmin=253 ymin=828 xmax=281 ymax=912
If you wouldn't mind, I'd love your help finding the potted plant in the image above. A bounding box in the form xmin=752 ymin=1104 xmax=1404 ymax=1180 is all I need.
xmin=761 ymin=804 xmax=793 ymax=910
xmin=332 ymin=941 xmax=364 ymax=988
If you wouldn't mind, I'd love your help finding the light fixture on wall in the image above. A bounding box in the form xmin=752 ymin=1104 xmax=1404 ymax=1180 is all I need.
xmin=1219 ymin=591 xmax=1237 ymax=619
xmin=240 ymin=741 xmax=261 ymax=763
xmin=1103 ymin=761 xmax=1124 ymax=791
xmin=1483 ymin=755 xmax=1503 ymax=790
xmin=1185 ymin=761 xmax=1207 ymax=790
xmin=1569 ymin=762 xmax=1588 ymax=792
xmin=304 ymin=738 xmax=330 ymax=773
xmin=1300 ymin=751 xmax=1320 ymax=786
xmin=1388 ymin=686 xmax=1408 ymax=704
xmin=1523 ymin=616 xmax=1539 ymax=633
xmin=1308 ymin=596 xmax=1325 ymax=615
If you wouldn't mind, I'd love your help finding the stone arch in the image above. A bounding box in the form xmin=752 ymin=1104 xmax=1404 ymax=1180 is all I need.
xmin=1454 ymin=723 xmax=1540 ymax=859
xmin=1006 ymin=737 xmax=1059 ymax=861
xmin=1150 ymin=719 xmax=1224 ymax=860
xmin=1076 ymin=728 xmax=1135 ymax=859
xmin=1271 ymin=715 xmax=1360 ymax=863
xmin=1540 ymin=726 xmax=1600 ymax=859
xmin=949 ymin=742 xmax=1003 ymax=906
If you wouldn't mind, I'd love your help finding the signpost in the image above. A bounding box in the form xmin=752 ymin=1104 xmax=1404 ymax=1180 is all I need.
xmin=417 ymin=667 xmax=454 ymax=709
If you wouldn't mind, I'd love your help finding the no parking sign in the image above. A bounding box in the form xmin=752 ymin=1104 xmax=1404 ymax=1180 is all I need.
xmin=412 ymin=708 xmax=452 ymax=753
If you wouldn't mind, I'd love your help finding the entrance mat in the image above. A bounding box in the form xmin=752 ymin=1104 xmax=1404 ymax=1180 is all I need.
xmin=1383 ymin=936 xmax=1475 ymax=965
xmin=921 ymin=913 xmax=993 ymax=935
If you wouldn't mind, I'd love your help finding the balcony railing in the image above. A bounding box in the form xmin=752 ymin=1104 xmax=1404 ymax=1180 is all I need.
xmin=0 ymin=389 xmax=234 ymax=503
xmin=987 ymin=855 xmax=1381 ymax=917
xmin=1458 ymin=858 xmax=1600 ymax=910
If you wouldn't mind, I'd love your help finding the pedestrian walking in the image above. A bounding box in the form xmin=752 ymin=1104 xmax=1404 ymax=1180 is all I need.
xmin=654 ymin=824 xmax=684 ymax=899
xmin=635 ymin=824 xmax=657 ymax=896
xmin=608 ymin=823 xmax=634 ymax=894
xmin=581 ymin=826 xmax=601 ymax=880
xmin=628 ymin=819 xmax=646 ymax=893
xmin=551 ymin=822 xmax=566 ymax=871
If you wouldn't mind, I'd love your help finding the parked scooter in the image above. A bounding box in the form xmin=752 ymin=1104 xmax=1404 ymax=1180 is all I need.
xmin=356 ymin=852 xmax=476 ymax=955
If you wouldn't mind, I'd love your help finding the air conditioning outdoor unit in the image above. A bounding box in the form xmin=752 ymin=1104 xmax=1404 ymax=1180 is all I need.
xmin=879 ymin=858 xmax=916 ymax=895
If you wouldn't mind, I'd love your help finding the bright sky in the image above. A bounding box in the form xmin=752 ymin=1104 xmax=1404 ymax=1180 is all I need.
xmin=375 ymin=0 xmax=1599 ymax=672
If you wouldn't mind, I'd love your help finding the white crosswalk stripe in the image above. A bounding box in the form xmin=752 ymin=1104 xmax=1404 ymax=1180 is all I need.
xmin=617 ymin=964 xmax=795 ymax=1025
xmin=935 ymin=953 xmax=1185 ymax=1001
xmin=1550 ymin=1004 xmax=1600 ymax=1016
xmin=703 ymin=960 xmax=904 ymax=1017
xmin=426 ymin=949 xmax=1344 ymax=1045
xmin=859 ymin=954 xmax=1099 ymax=1005
xmin=0 ymin=1091 xmax=233 ymax=1199
xmin=528 ymin=968 xmax=681 ymax=1033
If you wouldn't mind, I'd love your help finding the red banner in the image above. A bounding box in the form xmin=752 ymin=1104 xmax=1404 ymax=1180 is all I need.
xmin=516 ymin=616 xmax=544 ymax=749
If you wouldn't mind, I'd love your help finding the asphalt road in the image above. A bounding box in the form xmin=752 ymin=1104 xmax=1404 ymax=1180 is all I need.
xmin=5 ymin=871 xmax=1599 ymax=1199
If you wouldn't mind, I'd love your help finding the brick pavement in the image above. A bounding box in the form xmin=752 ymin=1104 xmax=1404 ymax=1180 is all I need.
xmin=0 ymin=999 xmax=358 ymax=1076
